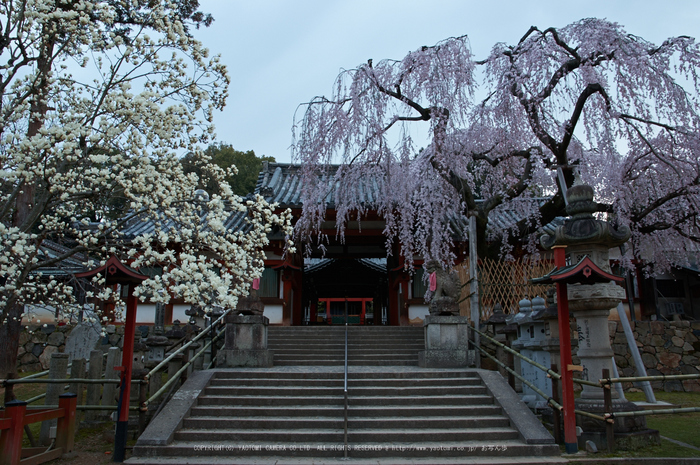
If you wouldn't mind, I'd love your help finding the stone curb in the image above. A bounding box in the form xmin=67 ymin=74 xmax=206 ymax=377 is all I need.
xmin=135 ymin=369 xmax=216 ymax=447
xmin=478 ymin=369 xmax=555 ymax=445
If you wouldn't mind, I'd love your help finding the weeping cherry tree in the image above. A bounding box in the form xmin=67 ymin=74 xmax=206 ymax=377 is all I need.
xmin=293 ymin=18 xmax=700 ymax=272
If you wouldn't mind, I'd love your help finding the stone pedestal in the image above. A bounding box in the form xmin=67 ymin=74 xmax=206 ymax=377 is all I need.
xmin=220 ymin=314 xmax=273 ymax=367
xmin=568 ymin=283 xmax=625 ymax=400
xmin=419 ymin=315 xmax=472 ymax=368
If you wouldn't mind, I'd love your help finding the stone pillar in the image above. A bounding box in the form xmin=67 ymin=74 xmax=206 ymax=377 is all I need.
xmin=101 ymin=347 xmax=120 ymax=420
xmin=418 ymin=315 xmax=471 ymax=368
xmin=84 ymin=349 xmax=103 ymax=423
xmin=220 ymin=314 xmax=273 ymax=367
xmin=40 ymin=352 xmax=69 ymax=445
xmin=68 ymin=358 xmax=86 ymax=434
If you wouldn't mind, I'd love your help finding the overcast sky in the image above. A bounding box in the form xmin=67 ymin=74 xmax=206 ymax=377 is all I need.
xmin=195 ymin=0 xmax=700 ymax=163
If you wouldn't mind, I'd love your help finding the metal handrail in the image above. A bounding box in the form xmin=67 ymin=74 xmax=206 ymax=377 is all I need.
xmin=470 ymin=325 xmax=562 ymax=380
xmin=143 ymin=328 xmax=225 ymax=408
xmin=143 ymin=308 xmax=231 ymax=381
xmin=343 ymin=300 xmax=349 ymax=459
xmin=473 ymin=342 xmax=563 ymax=411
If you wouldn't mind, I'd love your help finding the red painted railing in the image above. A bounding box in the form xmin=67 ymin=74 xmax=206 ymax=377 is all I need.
xmin=0 ymin=393 xmax=77 ymax=465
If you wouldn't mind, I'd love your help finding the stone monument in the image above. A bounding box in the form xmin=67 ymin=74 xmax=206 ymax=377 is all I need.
xmin=220 ymin=286 xmax=273 ymax=367
xmin=63 ymin=311 xmax=102 ymax=364
xmin=419 ymin=261 xmax=471 ymax=368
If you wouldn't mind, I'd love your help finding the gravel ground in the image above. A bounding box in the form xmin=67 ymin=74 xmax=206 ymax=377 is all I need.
xmin=51 ymin=422 xmax=134 ymax=465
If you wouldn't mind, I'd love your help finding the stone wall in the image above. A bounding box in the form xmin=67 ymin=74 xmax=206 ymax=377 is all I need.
xmin=16 ymin=324 xmax=124 ymax=373
xmin=608 ymin=320 xmax=700 ymax=392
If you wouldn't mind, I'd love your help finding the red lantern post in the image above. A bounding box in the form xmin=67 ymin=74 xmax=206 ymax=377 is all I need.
xmin=75 ymin=256 xmax=146 ymax=462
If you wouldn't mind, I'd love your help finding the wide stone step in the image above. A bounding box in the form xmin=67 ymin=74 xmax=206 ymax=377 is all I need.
xmin=212 ymin=370 xmax=481 ymax=380
xmin=268 ymin=348 xmax=423 ymax=355
xmin=204 ymin=384 xmax=486 ymax=397
xmin=272 ymin=354 xmax=419 ymax=362
xmin=173 ymin=427 xmax=519 ymax=444
xmin=198 ymin=395 xmax=344 ymax=406
xmin=268 ymin=342 xmax=425 ymax=348
xmin=174 ymin=428 xmax=346 ymax=443
xmin=273 ymin=359 xmax=419 ymax=366
xmin=190 ymin=405 xmax=345 ymax=417
xmin=134 ymin=440 xmax=559 ymax=459
xmin=267 ymin=342 xmax=424 ymax=349
xmin=346 ymin=405 xmax=504 ymax=417
xmin=183 ymin=415 xmax=510 ymax=430
xmin=214 ymin=371 xmax=343 ymax=380
xmin=208 ymin=376 xmax=482 ymax=388
xmin=209 ymin=377 xmax=344 ymax=387
xmin=205 ymin=386 xmax=344 ymax=396
xmin=189 ymin=403 xmax=504 ymax=418
xmin=348 ymin=370 xmax=479 ymax=379
xmin=349 ymin=395 xmax=495 ymax=406
xmin=268 ymin=327 xmax=423 ymax=332
xmin=183 ymin=417 xmax=344 ymax=429
xmin=348 ymin=376 xmax=482 ymax=387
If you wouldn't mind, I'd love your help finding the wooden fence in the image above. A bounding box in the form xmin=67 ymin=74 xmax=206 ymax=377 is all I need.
xmin=456 ymin=257 xmax=555 ymax=321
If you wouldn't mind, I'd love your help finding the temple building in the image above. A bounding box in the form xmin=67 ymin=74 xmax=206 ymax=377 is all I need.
xmin=252 ymin=162 xmax=448 ymax=326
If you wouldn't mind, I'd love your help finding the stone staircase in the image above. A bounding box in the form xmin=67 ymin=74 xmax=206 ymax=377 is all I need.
xmin=268 ymin=325 xmax=424 ymax=366
xmin=127 ymin=326 xmax=563 ymax=464
xmin=130 ymin=368 xmax=561 ymax=464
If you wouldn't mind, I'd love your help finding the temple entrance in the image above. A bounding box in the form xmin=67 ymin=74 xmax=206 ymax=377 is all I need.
xmin=303 ymin=259 xmax=388 ymax=325
xmin=315 ymin=298 xmax=376 ymax=325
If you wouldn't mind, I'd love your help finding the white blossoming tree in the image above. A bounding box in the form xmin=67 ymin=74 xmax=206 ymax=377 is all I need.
xmin=293 ymin=19 xmax=700 ymax=271
xmin=0 ymin=1 xmax=293 ymax=385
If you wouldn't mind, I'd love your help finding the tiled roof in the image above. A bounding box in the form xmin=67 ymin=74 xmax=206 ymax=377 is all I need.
xmin=34 ymin=240 xmax=95 ymax=276
xmin=257 ymin=162 xmax=562 ymax=238
xmin=121 ymin=190 xmax=252 ymax=239
xmin=255 ymin=162 xmax=382 ymax=208
xmin=117 ymin=162 xmax=561 ymax=241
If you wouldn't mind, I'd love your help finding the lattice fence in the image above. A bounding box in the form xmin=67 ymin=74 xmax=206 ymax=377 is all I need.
xmin=456 ymin=257 xmax=555 ymax=322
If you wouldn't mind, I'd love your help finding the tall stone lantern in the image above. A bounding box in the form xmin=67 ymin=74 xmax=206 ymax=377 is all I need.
xmin=540 ymin=185 xmax=628 ymax=401
xmin=539 ymin=184 xmax=651 ymax=449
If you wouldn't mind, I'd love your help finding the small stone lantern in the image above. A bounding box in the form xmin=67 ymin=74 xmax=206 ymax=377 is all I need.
xmin=144 ymin=335 xmax=169 ymax=367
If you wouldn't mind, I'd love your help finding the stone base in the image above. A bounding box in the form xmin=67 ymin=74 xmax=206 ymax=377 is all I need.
xmin=220 ymin=349 xmax=273 ymax=368
xmin=578 ymin=429 xmax=660 ymax=452
xmin=575 ymin=398 xmax=648 ymax=433
xmin=419 ymin=349 xmax=469 ymax=368
xmin=419 ymin=315 xmax=473 ymax=368
xmin=224 ymin=314 xmax=269 ymax=351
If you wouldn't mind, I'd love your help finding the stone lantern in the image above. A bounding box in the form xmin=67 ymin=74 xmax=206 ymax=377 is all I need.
xmin=511 ymin=298 xmax=553 ymax=409
xmin=538 ymin=184 xmax=653 ymax=449
xmin=144 ymin=335 xmax=169 ymax=367
xmin=532 ymin=289 xmax=561 ymax=373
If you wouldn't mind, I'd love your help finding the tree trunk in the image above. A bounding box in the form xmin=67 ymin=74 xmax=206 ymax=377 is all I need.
xmin=0 ymin=23 xmax=56 ymax=400
xmin=0 ymin=303 xmax=23 ymax=402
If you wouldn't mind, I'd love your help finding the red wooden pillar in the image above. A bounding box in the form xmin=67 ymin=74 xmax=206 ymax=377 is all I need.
xmin=292 ymin=270 xmax=303 ymax=325
xmin=0 ymin=400 xmax=26 ymax=465
xmin=281 ymin=269 xmax=293 ymax=326
xmin=164 ymin=303 xmax=174 ymax=325
xmin=56 ymin=393 xmax=77 ymax=454
xmin=399 ymin=275 xmax=409 ymax=326
xmin=310 ymin=299 xmax=317 ymax=324
xmin=554 ymin=246 xmax=578 ymax=454
xmin=388 ymin=276 xmax=400 ymax=326
xmin=114 ymin=283 xmax=138 ymax=461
